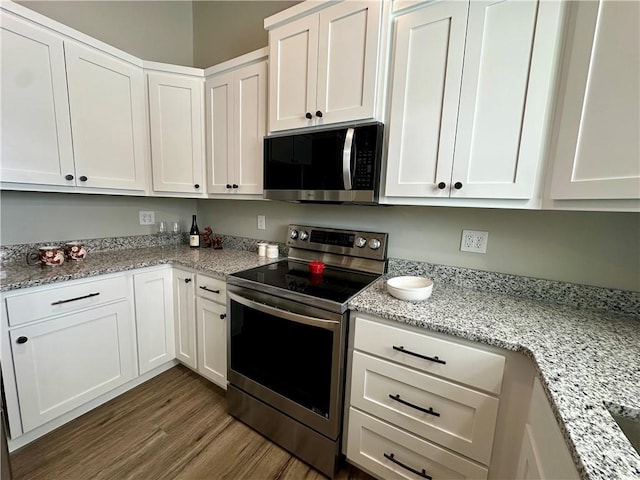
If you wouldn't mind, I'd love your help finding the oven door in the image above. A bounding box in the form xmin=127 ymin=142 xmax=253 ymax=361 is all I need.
xmin=227 ymin=285 xmax=347 ymax=440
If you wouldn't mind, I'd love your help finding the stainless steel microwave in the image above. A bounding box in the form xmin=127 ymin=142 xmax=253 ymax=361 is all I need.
xmin=263 ymin=122 xmax=384 ymax=204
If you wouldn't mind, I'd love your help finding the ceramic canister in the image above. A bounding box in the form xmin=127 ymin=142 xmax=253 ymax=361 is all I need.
xmin=65 ymin=242 xmax=87 ymax=260
xmin=39 ymin=246 xmax=65 ymax=266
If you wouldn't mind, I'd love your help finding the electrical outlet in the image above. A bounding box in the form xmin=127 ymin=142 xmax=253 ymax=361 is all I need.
xmin=257 ymin=215 xmax=266 ymax=230
xmin=139 ymin=211 xmax=155 ymax=226
xmin=461 ymin=229 xmax=488 ymax=253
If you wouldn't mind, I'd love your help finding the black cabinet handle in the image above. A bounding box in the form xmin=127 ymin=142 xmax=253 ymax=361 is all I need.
xmin=305 ymin=112 xmax=312 ymax=119
xmin=219 ymin=313 xmax=227 ymax=320
xmin=194 ymin=184 xmax=200 ymax=189
xmin=65 ymin=174 xmax=74 ymax=181
xmin=454 ymin=181 xmax=463 ymax=189
xmin=389 ymin=394 xmax=440 ymax=417
xmin=199 ymin=286 xmax=220 ymax=294
xmin=79 ymin=176 xmax=88 ymax=182
xmin=383 ymin=453 xmax=432 ymax=480
xmin=226 ymin=184 xmax=232 ymax=189
xmin=437 ymin=182 xmax=446 ymax=189
xmin=315 ymin=110 xmax=323 ymax=118
xmin=392 ymin=345 xmax=446 ymax=365
xmin=16 ymin=336 xmax=28 ymax=344
xmin=51 ymin=292 xmax=100 ymax=306
xmin=184 ymin=278 xmax=192 ymax=283
xmin=232 ymin=184 xmax=238 ymax=189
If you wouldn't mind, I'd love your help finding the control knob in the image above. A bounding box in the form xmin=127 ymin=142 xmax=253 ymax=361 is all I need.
xmin=355 ymin=237 xmax=367 ymax=248
xmin=299 ymin=230 xmax=309 ymax=241
xmin=290 ymin=230 xmax=298 ymax=240
xmin=368 ymin=238 xmax=381 ymax=250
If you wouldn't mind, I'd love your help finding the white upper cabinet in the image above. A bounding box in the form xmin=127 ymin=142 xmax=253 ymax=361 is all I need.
xmin=205 ymin=50 xmax=267 ymax=196
xmin=384 ymin=0 xmax=564 ymax=207
xmin=0 ymin=12 xmax=75 ymax=186
xmin=65 ymin=41 xmax=147 ymax=191
xmin=267 ymin=0 xmax=382 ymax=132
xmin=147 ymin=72 xmax=205 ymax=195
xmin=547 ymin=0 xmax=640 ymax=210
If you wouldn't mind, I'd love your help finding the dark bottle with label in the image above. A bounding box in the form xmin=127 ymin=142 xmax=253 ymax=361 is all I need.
xmin=189 ymin=214 xmax=200 ymax=248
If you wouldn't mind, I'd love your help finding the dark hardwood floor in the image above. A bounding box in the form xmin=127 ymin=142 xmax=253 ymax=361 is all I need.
xmin=10 ymin=365 xmax=374 ymax=480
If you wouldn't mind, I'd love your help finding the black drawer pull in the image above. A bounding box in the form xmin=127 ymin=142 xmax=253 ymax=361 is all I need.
xmin=51 ymin=292 xmax=100 ymax=306
xmin=199 ymin=286 xmax=220 ymax=294
xmin=16 ymin=336 xmax=28 ymax=344
xmin=389 ymin=394 xmax=440 ymax=417
xmin=383 ymin=453 xmax=432 ymax=480
xmin=392 ymin=345 xmax=446 ymax=365
xmin=185 ymin=278 xmax=192 ymax=284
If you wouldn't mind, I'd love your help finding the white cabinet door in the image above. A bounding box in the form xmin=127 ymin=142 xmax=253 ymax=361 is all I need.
xmin=549 ymin=0 xmax=640 ymax=201
xmin=10 ymin=301 xmax=136 ymax=432
xmin=65 ymin=41 xmax=147 ymax=191
xmin=452 ymin=0 xmax=562 ymax=199
xmin=385 ymin=1 xmax=468 ymax=197
xmin=0 ymin=13 xmax=75 ymax=186
xmin=148 ymin=73 xmax=204 ymax=194
xmin=268 ymin=14 xmax=318 ymax=131
xmin=134 ymin=269 xmax=175 ymax=375
xmin=316 ymin=1 xmax=380 ymax=125
xmin=173 ymin=269 xmax=196 ymax=369
xmin=196 ymin=297 xmax=227 ymax=389
xmin=206 ymin=59 xmax=266 ymax=195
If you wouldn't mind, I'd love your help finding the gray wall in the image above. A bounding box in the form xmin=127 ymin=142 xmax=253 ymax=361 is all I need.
xmin=16 ymin=1 xmax=194 ymax=65
xmin=0 ymin=191 xmax=197 ymax=244
xmin=197 ymin=200 xmax=640 ymax=292
xmin=193 ymin=1 xmax=300 ymax=67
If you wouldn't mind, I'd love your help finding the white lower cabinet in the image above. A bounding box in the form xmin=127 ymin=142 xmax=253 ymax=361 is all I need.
xmin=173 ymin=269 xmax=197 ymax=369
xmin=347 ymin=314 xmax=504 ymax=479
xmin=7 ymin=277 xmax=137 ymax=433
xmin=196 ymin=297 xmax=227 ymax=389
xmin=134 ymin=268 xmax=175 ymax=375
xmin=516 ymin=378 xmax=579 ymax=480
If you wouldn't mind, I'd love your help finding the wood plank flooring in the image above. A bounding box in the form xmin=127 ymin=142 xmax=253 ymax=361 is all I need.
xmin=10 ymin=365 xmax=375 ymax=480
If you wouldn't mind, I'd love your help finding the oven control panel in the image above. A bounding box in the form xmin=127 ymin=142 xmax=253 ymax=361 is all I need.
xmin=287 ymin=225 xmax=388 ymax=261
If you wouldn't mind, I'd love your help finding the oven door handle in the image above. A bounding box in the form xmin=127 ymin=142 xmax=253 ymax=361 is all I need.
xmin=228 ymin=291 xmax=340 ymax=331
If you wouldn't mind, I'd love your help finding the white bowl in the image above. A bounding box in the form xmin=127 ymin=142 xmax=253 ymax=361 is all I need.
xmin=386 ymin=276 xmax=433 ymax=301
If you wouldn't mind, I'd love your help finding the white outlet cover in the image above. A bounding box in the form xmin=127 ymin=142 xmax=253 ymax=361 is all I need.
xmin=257 ymin=215 xmax=266 ymax=230
xmin=139 ymin=211 xmax=155 ymax=225
xmin=461 ymin=229 xmax=488 ymax=253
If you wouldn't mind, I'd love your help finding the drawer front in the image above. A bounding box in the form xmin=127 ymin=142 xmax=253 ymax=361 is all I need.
xmin=354 ymin=315 xmax=505 ymax=394
xmin=195 ymin=274 xmax=226 ymax=304
xmin=5 ymin=275 xmax=129 ymax=326
xmin=351 ymin=351 xmax=499 ymax=464
xmin=347 ymin=408 xmax=488 ymax=480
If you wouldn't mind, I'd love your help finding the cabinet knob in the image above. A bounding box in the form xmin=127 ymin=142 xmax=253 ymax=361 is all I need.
xmin=65 ymin=174 xmax=74 ymax=181
xmin=79 ymin=176 xmax=88 ymax=182
xmin=305 ymin=112 xmax=312 ymax=119
xmin=194 ymin=184 xmax=200 ymax=189
xmin=437 ymin=182 xmax=446 ymax=190
xmin=315 ymin=110 xmax=323 ymax=118
xmin=232 ymin=184 xmax=239 ymax=189
xmin=226 ymin=184 xmax=232 ymax=189
xmin=219 ymin=313 xmax=227 ymax=320
xmin=16 ymin=336 xmax=28 ymax=344
xmin=184 ymin=278 xmax=192 ymax=283
xmin=454 ymin=181 xmax=463 ymax=190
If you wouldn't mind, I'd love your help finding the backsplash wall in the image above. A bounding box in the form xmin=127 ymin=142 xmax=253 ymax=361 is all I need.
xmin=196 ymin=199 xmax=640 ymax=292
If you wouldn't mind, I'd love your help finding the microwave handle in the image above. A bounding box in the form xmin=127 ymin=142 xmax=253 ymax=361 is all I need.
xmin=343 ymin=128 xmax=355 ymax=190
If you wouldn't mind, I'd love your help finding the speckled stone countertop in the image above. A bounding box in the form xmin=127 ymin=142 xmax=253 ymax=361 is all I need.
xmin=349 ymin=278 xmax=640 ymax=480
xmin=0 ymin=245 xmax=278 ymax=292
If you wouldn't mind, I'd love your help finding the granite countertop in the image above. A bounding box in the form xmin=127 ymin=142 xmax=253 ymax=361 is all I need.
xmin=0 ymin=245 xmax=278 ymax=292
xmin=349 ymin=278 xmax=640 ymax=480
xmin=2 ymin=247 xmax=638 ymax=479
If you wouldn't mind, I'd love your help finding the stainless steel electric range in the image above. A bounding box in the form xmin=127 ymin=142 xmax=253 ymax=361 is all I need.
xmin=226 ymin=225 xmax=388 ymax=478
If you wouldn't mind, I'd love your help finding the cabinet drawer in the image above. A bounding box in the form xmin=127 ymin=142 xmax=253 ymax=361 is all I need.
xmin=351 ymin=351 xmax=499 ymax=464
xmin=195 ymin=274 xmax=226 ymax=304
xmin=5 ymin=275 xmax=128 ymax=326
xmin=347 ymin=408 xmax=488 ymax=480
xmin=354 ymin=316 xmax=505 ymax=394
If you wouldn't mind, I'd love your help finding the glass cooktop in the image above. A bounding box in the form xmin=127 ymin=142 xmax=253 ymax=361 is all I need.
xmin=229 ymin=260 xmax=381 ymax=305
